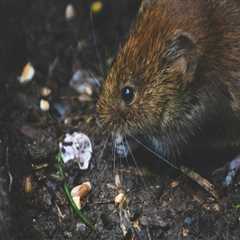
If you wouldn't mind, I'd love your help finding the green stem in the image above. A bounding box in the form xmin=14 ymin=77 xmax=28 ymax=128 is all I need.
xmin=56 ymin=154 xmax=95 ymax=230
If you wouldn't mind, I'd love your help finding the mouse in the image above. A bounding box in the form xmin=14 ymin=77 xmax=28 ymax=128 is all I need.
xmin=97 ymin=0 xmax=240 ymax=184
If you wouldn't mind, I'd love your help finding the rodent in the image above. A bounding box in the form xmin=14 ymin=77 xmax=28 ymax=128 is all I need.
xmin=97 ymin=0 xmax=240 ymax=162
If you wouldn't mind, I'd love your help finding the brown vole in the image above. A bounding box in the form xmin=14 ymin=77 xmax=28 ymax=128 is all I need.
xmin=97 ymin=0 xmax=240 ymax=170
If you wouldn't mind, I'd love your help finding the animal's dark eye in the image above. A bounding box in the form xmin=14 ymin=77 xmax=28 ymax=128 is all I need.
xmin=121 ymin=86 xmax=135 ymax=104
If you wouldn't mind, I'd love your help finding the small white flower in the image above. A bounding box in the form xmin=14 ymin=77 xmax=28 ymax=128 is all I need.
xmin=59 ymin=132 xmax=93 ymax=170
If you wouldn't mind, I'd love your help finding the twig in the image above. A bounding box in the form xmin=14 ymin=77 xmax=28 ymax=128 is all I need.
xmin=55 ymin=203 xmax=65 ymax=222
xmin=180 ymin=166 xmax=219 ymax=199
xmin=5 ymin=146 xmax=13 ymax=192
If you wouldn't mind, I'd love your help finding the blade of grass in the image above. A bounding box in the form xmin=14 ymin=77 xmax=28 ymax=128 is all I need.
xmin=56 ymin=154 xmax=95 ymax=230
xmin=234 ymin=204 xmax=240 ymax=209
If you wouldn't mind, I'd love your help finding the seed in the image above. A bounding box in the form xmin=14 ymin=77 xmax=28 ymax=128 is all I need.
xmin=71 ymin=182 xmax=92 ymax=209
xmin=65 ymin=4 xmax=76 ymax=20
xmin=23 ymin=175 xmax=32 ymax=193
xmin=40 ymin=99 xmax=50 ymax=111
xmin=40 ymin=87 xmax=52 ymax=97
xmin=18 ymin=62 xmax=35 ymax=84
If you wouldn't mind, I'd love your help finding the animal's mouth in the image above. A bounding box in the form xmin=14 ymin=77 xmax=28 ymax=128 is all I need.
xmin=113 ymin=132 xmax=129 ymax=158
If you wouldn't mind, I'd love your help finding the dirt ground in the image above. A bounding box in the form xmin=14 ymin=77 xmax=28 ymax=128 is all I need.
xmin=1 ymin=0 xmax=240 ymax=239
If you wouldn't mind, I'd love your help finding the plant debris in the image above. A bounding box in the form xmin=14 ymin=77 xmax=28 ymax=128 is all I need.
xmin=180 ymin=166 xmax=219 ymax=199
xmin=23 ymin=175 xmax=33 ymax=193
xmin=65 ymin=4 xmax=76 ymax=20
xmin=40 ymin=87 xmax=52 ymax=97
xmin=56 ymin=154 xmax=94 ymax=229
xmin=18 ymin=62 xmax=35 ymax=84
xmin=40 ymin=99 xmax=50 ymax=111
xmin=71 ymin=181 xmax=92 ymax=209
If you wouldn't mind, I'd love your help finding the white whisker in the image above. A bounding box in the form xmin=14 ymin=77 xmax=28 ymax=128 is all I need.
xmin=111 ymin=133 xmax=116 ymax=174
xmin=128 ymin=134 xmax=179 ymax=170
xmin=124 ymin=136 xmax=157 ymax=199
xmin=99 ymin=135 xmax=110 ymax=160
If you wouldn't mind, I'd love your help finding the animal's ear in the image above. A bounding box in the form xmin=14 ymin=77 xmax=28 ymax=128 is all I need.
xmin=139 ymin=0 xmax=152 ymax=14
xmin=165 ymin=32 xmax=199 ymax=82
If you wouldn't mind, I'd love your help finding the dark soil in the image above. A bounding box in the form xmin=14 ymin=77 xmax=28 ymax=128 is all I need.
xmin=1 ymin=0 xmax=240 ymax=239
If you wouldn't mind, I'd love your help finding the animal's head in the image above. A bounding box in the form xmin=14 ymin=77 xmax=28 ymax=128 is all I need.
xmin=97 ymin=1 xmax=207 ymax=143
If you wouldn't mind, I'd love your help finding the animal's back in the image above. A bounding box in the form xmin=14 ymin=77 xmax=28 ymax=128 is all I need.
xmin=128 ymin=0 xmax=240 ymax=112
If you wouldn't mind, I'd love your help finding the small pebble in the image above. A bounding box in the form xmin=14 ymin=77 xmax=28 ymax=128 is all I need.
xmin=65 ymin=4 xmax=76 ymax=20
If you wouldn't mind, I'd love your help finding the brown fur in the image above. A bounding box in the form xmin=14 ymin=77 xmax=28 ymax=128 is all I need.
xmin=97 ymin=0 xmax=240 ymax=159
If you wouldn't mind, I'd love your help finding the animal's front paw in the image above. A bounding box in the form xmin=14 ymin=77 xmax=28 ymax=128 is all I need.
xmin=223 ymin=155 xmax=240 ymax=186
